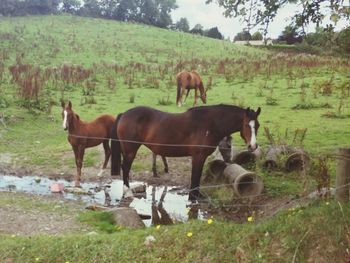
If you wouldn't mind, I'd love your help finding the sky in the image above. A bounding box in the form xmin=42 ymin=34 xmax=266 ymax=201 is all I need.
xmin=171 ymin=0 xmax=348 ymax=40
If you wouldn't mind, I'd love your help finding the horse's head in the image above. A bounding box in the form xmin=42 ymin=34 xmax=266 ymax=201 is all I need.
xmin=61 ymin=101 xmax=76 ymax=131
xmin=240 ymin=107 xmax=261 ymax=151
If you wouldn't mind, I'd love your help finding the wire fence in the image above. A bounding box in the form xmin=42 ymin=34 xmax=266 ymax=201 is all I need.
xmin=1 ymin=120 xmax=350 ymax=214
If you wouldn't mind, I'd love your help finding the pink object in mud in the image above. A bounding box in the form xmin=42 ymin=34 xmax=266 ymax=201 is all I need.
xmin=50 ymin=183 xmax=64 ymax=193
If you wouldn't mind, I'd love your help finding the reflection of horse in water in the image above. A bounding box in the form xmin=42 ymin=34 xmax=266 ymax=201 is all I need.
xmin=151 ymin=136 xmax=232 ymax=177
xmin=176 ymin=70 xmax=207 ymax=107
xmin=151 ymin=186 xmax=173 ymax=225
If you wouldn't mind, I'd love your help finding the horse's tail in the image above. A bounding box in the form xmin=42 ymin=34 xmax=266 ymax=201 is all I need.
xmin=111 ymin=113 xmax=123 ymax=176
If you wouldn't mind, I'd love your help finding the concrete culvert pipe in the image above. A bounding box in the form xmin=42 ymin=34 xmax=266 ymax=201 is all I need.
xmin=262 ymin=146 xmax=285 ymax=170
xmin=204 ymin=159 xmax=227 ymax=182
xmin=233 ymin=151 xmax=257 ymax=168
xmin=285 ymin=150 xmax=310 ymax=172
xmin=223 ymin=164 xmax=263 ymax=198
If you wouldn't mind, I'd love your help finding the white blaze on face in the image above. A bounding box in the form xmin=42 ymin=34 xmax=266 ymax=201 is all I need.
xmin=249 ymin=120 xmax=257 ymax=149
xmin=62 ymin=110 xmax=68 ymax=130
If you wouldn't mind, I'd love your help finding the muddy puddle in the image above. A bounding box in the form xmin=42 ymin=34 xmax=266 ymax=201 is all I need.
xmin=0 ymin=175 xmax=206 ymax=226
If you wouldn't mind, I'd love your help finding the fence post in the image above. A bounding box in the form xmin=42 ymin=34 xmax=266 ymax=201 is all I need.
xmin=335 ymin=148 xmax=350 ymax=202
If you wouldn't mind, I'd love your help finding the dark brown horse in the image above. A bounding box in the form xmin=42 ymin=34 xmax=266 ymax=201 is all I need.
xmin=61 ymin=101 xmax=115 ymax=187
xmin=111 ymin=104 xmax=261 ymax=201
xmin=176 ymin=70 xmax=207 ymax=107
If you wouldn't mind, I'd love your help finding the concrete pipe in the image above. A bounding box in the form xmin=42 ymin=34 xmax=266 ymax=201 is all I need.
xmin=204 ymin=159 xmax=227 ymax=182
xmin=262 ymin=146 xmax=286 ymax=170
xmin=285 ymin=149 xmax=310 ymax=172
xmin=233 ymin=151 xmax=257 ymax=169
xmin=223 ymin=164 xmax=264 ymax=198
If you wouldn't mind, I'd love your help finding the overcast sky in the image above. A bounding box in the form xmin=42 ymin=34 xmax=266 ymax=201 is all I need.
xmin=171 ymin=0 xmax=348 ymax=40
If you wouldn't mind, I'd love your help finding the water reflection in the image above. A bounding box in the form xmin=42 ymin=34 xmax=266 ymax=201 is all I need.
xmin=0 ymin=175 xmax=206 ymax=226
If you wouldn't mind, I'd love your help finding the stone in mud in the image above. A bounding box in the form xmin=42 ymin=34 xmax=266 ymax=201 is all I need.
xmin=110 ymin=207 xmax=145 ymax=229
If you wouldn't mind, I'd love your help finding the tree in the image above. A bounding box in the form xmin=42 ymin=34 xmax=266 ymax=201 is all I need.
xmin=174 ymin=17 xmax=190 ymax=32
xmin=206 ymin=0 xmax=350 ymax=34
xmin=233 ymin=31 xmax=251 ymax=41
xmin=206 ymin=27 xmax=223 ymax=39
xmin=278 ymin=25 xmax=302 ymax=44
xmin=0 ymin=0 xmax=60 ymax=16
xmin=78 ymin=0 xmax=102 ymax=17
xmin=155 ymin=0 xmax=178 ymax=28
xmin=251 ymin=31 xmax=263 ymax=40
xmin=190 ymin=24 xmax=204 ymax=35
xmin=61 ymin=0 xmax=81 ymax=14
xmin=336 ymin=26 xmax=350 ymax=54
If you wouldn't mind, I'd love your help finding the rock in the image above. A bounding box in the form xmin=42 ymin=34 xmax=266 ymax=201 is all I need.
xmin=50 ymin=183 xmax=64 ymax=193
xmin=110 ymin=207 xmax=145 ymax=229
xmin=85 ymin=204 xmax=108 ymax=211
xmin=34 ymin=176 xmax=41 ymax=183
xmin=144 ymin=235 xmax=156 ymax=248
xmin=130 ymin=183 xmax=146 ymax=194
xmin=64 ymin=187 xmax=92 ymax=195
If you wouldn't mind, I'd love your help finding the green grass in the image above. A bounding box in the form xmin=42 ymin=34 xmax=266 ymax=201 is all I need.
xmin=0 ymin=200 xmax=348 ymax=262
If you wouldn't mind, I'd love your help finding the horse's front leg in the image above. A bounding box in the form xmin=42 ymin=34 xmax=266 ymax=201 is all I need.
xmin=189 ymin=155 xmax=207 ymax=201
xmin=184 ymin=89 xmax=190 ymax=104
xmin=73 ymin=145 xmax=85 ymax=187
xmin=193 ymin=87 xmax=198 ymax=106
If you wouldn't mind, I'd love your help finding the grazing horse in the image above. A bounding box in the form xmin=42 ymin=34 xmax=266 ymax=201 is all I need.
xmin=151 ymin=136 xmax=232 ymax=177
xmin=176 ymin=70 xmax=207 ymax=107
xmin=111 ymin=104 xmax=261 ymax=201
xmin=61 ymin=101 xmax=115 ymax=187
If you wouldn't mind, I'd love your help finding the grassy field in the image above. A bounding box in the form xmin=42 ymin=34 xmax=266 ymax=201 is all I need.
xmin=0 ymin=15 xmax=350 ymax=262
xmin=0 ymin=195 xmax=349 ymax=262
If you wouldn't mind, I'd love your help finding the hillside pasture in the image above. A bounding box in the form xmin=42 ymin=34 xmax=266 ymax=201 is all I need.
xmin=0 ymin=15 xmax=349 ymax=262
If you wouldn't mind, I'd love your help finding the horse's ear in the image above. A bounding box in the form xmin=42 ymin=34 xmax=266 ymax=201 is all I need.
xmin=68 ymin=101 xmax=72 ymax=109
xmin=60 ymin=100 xmax=65 ymax=109
xmin=245 ymin=107 xmax=251 ymax=115
xmin=256 ymin=107 xmax=261 ymax=116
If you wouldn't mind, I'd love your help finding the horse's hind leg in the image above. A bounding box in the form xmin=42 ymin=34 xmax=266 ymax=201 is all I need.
xmin=97 ymin=140 xmax=111 ymax=177
xmin=161 ymin=155 xmax=169 ymax=173
xmin=102 ymin=140 xmax=111 ymax=169
xmin=152 ymin=153 xmax=159 ymax=177
xmin=121 ymin=143 xmax=140 ymax=189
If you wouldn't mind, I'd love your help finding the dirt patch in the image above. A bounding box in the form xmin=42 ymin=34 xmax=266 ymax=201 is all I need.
xmin=0 ymin=192 xmax=92 ymax=236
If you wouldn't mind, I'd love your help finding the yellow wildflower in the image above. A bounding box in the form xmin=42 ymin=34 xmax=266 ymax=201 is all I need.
xmin=207 ymin=218 xmax=213 ymax=225
xmin=187 ymin=232 xmax=193 ymax=237
xmin=156 ymin=225 xmax=161 ymax=230
xmin=247 ymin=216 xmax=254 ymax=222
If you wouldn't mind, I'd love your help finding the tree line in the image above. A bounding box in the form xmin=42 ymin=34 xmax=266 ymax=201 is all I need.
xmin=0 ymin=0 xmax=225 ymax=39
xmin=0 ymin=0 xmax=177 ymax=29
